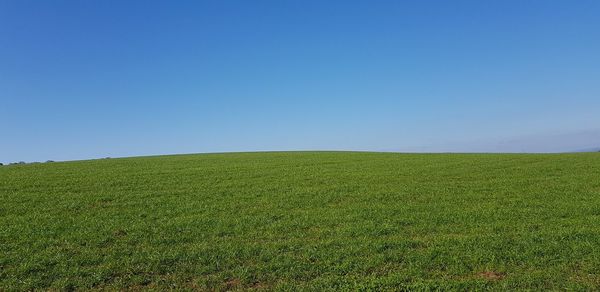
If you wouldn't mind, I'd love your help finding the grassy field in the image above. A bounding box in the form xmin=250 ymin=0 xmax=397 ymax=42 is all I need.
xmin=1 ymin=151 xmax=600 ymax=290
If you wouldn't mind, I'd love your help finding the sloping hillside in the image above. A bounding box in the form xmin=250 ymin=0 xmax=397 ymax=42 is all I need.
xmin=2 ymin=152 xmax=600 ymax=290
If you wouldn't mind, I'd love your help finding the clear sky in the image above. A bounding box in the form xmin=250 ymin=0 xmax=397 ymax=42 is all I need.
xmin=2 ymin=0 xmax=600 ymax=163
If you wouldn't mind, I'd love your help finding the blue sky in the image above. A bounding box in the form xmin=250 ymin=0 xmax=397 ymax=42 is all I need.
xmin=2 ymin=1 xmax=600 ymax=162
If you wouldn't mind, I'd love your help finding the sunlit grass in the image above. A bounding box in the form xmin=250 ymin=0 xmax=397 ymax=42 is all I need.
xmin=2 ymin=152 xmax=600 ymax=290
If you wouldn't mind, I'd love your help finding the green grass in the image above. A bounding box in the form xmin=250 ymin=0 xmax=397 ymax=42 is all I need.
xmin=2 ymin=151 xmax=600 ymax=290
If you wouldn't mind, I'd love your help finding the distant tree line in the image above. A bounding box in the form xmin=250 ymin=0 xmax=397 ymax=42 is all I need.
xmin=1 ymin=160 xmax=54 ymax=166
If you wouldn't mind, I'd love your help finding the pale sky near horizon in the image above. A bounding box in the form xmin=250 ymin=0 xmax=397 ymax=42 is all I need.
xmin=2 ymin=1 xmax=600 ymax=163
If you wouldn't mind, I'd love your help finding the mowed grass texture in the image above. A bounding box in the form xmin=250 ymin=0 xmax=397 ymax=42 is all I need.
xmin=2 ymin=152 xmax=600 ymax=290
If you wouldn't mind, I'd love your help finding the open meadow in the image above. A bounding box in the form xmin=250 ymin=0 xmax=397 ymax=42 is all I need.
xmin=2 ymin=151 xmax=600 ymax=290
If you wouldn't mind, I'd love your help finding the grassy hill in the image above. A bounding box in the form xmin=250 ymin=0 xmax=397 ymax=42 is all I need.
xmin=2 ymin=151 xmax=600 ymax=290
